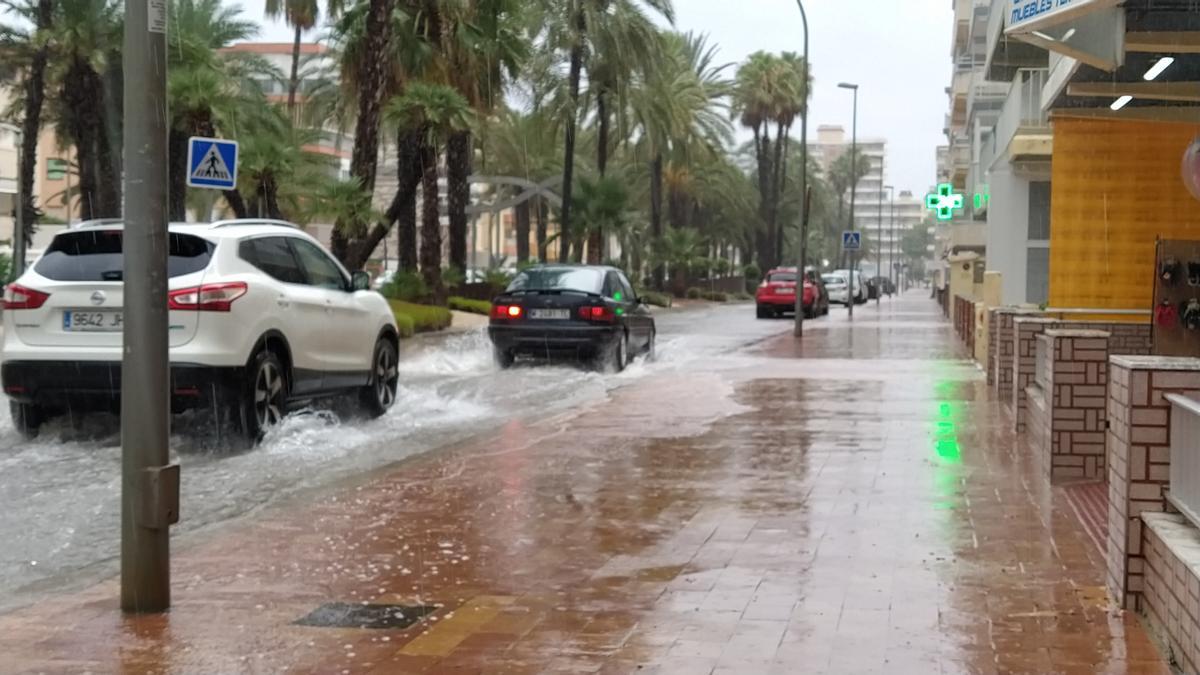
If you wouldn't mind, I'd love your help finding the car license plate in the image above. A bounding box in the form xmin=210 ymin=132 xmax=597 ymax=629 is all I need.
xmin=529 ymin=309 xmax=569 ymax=320
xmin=64 ymin=310 xmax=124 ymax=332
xmin=778 ymin=287 xmax=795 ymax=294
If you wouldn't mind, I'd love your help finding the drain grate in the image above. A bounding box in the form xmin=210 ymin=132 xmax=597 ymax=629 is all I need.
xmin=294 ymin=603 xmax=438 ymax=630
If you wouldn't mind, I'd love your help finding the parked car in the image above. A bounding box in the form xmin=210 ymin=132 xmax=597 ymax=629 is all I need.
xmin=832 ymin=269 xmax=867 ymax=304
xmin=756 ymin=267 xmax=829 ymax=319
xmin=487 ymin=264 xmax=655 ymax=371
xmin=1 ymin=218 xmax=400 ymax=441
xmin=822 ymin=273 xmax=851 ymax=305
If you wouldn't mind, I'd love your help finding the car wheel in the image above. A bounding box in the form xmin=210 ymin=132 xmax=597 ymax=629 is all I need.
xmin=360 ymin=338 xmax=399 ymax=418
xmin=646 ymin=329 xmax=657 ymax=362
xmin=494 ymin=347 xmax=514 ymax=369
xmin=241 ymin=350 xmax=287 ymax=442
xmin=756 ymin=304 xmax=770 ymax=319
xmin=605 ymin=331 xmax=629 ymax=373
xmin=10 ymin=401 xmax=43 ymax=440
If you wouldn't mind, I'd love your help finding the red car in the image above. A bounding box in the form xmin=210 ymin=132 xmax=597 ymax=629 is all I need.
xmin=756 ymin=267 xmax=829 ymax=319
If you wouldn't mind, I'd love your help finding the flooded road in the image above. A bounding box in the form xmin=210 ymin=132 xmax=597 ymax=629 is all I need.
xmin=0 ymin=303 xmax=788 ymax=610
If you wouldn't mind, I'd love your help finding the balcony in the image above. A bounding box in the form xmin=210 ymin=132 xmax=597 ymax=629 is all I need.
xmin=988 ymin=69 xmax=1052 ymax=170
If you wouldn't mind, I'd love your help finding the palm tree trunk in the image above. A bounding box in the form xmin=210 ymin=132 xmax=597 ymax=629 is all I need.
xmin=335 ymin=0 xmax=394 ymax=266
xmin=446 ymin=130 xmax=471 ymax=272
xmin=769 ymin=121 xmax=787 ymax=268
xmin=418 ymin=139 xmax=443 ymax=302
xmin=585 ymin=88 xmax=609 ymax=265
xmin=536 ymin=198 xmax=548 ymax=262
xmin=287 ymin=23 xmax=302 ymax=115
xmin=515 ymin=199 xmax=531 ymax=264
xmin=650 ymin=153 xmax=664 ymax=289
xmin=755 ymin=132 xmax=774 ymax=269
xmin=558 ymin=0 xmax=585 ymax=264
xmin=222 ymin=188 xmax=248 ymax=218
xmin=168 ymin=129 xmax=188 ymax=221
xmin=18 ymin=0 xmax=52 ymax=230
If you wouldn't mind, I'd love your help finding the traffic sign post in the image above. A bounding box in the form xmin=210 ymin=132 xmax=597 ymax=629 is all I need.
xmin=842 ymin=231 xmax=861 ymax=318
xmin=186 ymin=137 xmax=239 ymax=191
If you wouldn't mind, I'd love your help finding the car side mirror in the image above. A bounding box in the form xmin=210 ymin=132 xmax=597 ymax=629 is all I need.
xmin=351 ymin=271 xmax=371 ymax=292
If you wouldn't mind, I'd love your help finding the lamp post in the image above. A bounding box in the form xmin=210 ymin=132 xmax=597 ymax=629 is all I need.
xmin=838 ymin=82 xmax=858 ymax=318
xmin=1 ymin=122 xmax=24 ymax=282
xmin=882 ymin=184 xmax=894 ymax=298
xmin=887 ymin=185 xmax=896 ymax=295
xmin=874 ymin=154 xmax=883 ymax=306
xmin=792 ymin=0 xmax=810 ymax=338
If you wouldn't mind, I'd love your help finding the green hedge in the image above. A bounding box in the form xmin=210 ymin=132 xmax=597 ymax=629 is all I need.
xmin=686 ymin=287 xmax=703 ymax=300
xmin=389 ymin=300 xmax=453 ymax=335
xmin=640 ymin=291 xmax=672 ymax=308
xmin=701 ymin=291 xmax=729 ymax=302
xmin=394 ymin=313 xmax=416 ymax=338
xmin=448 ymin=296 xmax=492 ymax=315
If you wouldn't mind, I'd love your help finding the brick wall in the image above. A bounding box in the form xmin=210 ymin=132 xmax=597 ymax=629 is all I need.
xmin=987 ymin=309 xmax=1000 ymax=387
xmin=1038 ymin=331 xmax=1110 ymax=481
xmin=993 ymin=310 xmax=1041 ymax=405
xmin=1107 ymin=358 xmax=1200 ymax=609
xmin=1012 ymin=318 xmax=1058 ymax=432
xmin=1141 ymin=514 xmax=1200 ymax=672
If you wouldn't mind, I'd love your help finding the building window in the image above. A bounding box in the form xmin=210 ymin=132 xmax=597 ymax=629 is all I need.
xmin=1026 ymin=247 xmax=1049 ymax=305
xmin=1028 ymin=181 xmax=1051 ymax=241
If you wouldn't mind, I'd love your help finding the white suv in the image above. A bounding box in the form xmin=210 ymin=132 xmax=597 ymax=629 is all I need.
xmin=1 ymin=219 xmax=400 ymax=440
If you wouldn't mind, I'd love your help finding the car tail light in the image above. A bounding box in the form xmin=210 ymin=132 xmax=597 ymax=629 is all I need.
xmin=578 ymin=305 xmax=615 ymax=323
xmin=491 ymin=304 xmax=523 ymax=319
xmin=2 ymin=284 xmax=50 ymax=310
xmin=168 ymin=282 xmax=248 ymax=312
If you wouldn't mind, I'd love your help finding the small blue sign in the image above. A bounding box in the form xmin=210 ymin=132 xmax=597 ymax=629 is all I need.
xmin=842 ymin=231 xmax=862 ymax=251
xmin=187 ymin=137 xmax=238 ymax=190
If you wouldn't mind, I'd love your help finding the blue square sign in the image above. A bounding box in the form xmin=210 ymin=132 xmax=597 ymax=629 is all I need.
xmin=187 ymin=137 xmax=238 ymax=190
xmin=842 ymin=231 xmax=862 ymax=251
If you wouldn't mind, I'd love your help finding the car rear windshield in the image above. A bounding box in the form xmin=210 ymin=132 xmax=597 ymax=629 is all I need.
xmin=34 ymin=230 xmax=215 ymax=281
xmin=767 ymin=272 xmax=797 ymax=283
xmin=822 ymin=275 xmax=845 ymax=285
xmin=507 ymin=268 xmax=604 ymax=294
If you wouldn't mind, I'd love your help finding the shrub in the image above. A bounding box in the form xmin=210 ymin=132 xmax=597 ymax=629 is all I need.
xmin=732 ymin=291 xmax=754 ymax=302
xmin=640 ymin=291 xmax=672 ymax=308
xmin=686 ymin=287 xmax=703 ymax=300
xmin=394 ymin=313 xmax=416 ymax=338
xmin=389 ymin=300 xmax=453 ymax=334
xmin=484 ymin=268 xmax=514 ymax=289
xmin=742 ymin=263 xmax=762 ymax=282
xmin=448 ymin=296 xmax=491 ymax=315
xmin=0 ymin=252 xmax=9 ymax=284
xmin=441 ymin=266 xmax=467 ymax=290
xmin=701 ymin=291 xmax=729 ymax=302
xmin=380 ymin=271 xmax=428 ymax=302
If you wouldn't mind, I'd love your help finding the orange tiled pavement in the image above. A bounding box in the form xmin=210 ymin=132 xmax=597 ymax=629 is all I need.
xmin=0 ymin=295 xmax=1171 ymax=674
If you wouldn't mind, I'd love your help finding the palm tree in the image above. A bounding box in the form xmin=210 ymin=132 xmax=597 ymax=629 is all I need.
xmin=732 ymin=50 xmax=807 ymax=269
xmin=264 ymin=0 xmax=319 ymax=115
xmin=652 ymin=227 xmax=705 ymax=297
xmin=479 ymin=108 xmax=561 ymax=263
xmin=0 ymin=0 xmax=55 ymax=233
xmin=538 ymin=0 xmax=675 ymax=264
xmin=42 ymin=0 xmax=123 ymax=219
xmin=165 ymin=0 xmax=271 ymax=220
xmin=573 ymin=174 xmax=628 ymax=265
xmin=385 ymin=82 xmax=471 ymax=303
xmin=828 ymin=146 xmax=871 ymax=264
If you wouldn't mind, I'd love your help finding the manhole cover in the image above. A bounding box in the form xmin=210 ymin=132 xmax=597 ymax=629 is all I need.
xmin=295 ymin=603 xmax=438 ymax=630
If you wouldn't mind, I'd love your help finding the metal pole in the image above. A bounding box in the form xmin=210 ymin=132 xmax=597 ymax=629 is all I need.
xmin=875 ymin=154 xmax=882 ymax=306
xmin=121 ymin=0 xmax=175 ymax=613
xmin=889 ymin=189 xmax=896 ymax=294
xmin=846 ymin=86 xmax=857 ymax=318
xmin=793 ymin=0 xmax=809 ymax=338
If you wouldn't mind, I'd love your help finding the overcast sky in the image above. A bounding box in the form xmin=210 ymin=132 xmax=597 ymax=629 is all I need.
xmin=234 ymin=0 xmax=952 ymax=196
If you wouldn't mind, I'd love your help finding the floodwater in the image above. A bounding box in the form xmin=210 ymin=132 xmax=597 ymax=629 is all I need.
xmin=0 ymin=304 xmax=787 ymax=610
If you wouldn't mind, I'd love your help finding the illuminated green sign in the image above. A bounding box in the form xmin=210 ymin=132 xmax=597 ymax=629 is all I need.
xmin=926 ymin=184 xmax=965 ymax=221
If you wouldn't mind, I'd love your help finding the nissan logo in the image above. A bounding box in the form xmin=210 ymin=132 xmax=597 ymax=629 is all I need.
xmin=90 ymin=291 xmax=107 ymax=306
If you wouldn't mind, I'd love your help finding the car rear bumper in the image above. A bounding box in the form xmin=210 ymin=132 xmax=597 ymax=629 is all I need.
xmin=756 ymin=293 xmax=809 ymax=308
xmin=1 ymin=360 xmax=242 ymax=410
xmin=488 ymin=324 xmax=620 ymax=357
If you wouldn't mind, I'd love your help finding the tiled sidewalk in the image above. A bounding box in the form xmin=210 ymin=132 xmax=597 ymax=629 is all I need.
xmin=0 ymin=296 xmax=1170 ymax=674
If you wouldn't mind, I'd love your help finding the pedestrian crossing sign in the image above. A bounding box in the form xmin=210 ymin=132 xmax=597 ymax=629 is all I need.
xmin=842 ymin=231 xmax=862 ymax=251
xmin=187 ymin=137 xmax=238 ymax=190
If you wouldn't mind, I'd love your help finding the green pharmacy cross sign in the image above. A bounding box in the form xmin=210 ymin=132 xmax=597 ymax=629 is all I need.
xmin=926 ymin=184 xmax=965 ymax=221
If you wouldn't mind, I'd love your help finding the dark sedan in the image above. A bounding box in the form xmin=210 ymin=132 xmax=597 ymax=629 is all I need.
xmin=488 ymin=265 xmax=656 ymax=371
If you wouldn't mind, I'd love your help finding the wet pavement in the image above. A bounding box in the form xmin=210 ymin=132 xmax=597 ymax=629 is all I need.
xmin=0 ymin=293 xmax=1172 ymax=674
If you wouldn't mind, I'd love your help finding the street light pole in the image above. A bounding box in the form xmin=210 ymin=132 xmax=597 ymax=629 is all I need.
xmin=882 ymin=184 xmax=894 ymax=298
xmin=838 ymin=82 xmax=858 ymax=319
xmin=1 ymin=123 xmax=24 ymax=282
xmin=792 ymin=0 xmax=810 ymax=338
xmin=121 ymin=0 xmax=176 ymax=613
xmin=874 ymin=154 xmax=883 ymax=307
xmin=888 ymin=187 xmax=896 ymax=294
